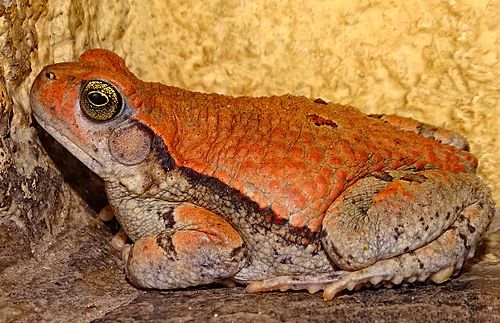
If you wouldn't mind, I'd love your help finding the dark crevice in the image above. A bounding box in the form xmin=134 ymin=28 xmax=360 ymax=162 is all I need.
xmin=306 ymin=114 xmax=338 ymax=129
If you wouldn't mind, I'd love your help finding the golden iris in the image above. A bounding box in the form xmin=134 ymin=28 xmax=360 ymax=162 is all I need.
xmin=80 ymin=80 xmax=122 ymax=121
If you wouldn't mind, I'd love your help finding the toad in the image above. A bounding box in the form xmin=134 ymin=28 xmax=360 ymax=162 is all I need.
xmin=30 ymin=49 xmax=494 ymax=300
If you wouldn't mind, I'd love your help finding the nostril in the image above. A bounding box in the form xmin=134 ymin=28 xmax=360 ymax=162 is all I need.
xmin=45 ymin=71 xmax=56 ymax=80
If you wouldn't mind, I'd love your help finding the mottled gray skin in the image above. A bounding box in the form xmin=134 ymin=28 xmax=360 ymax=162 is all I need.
xmin=30 ymin=49 xmax=495 ymax=300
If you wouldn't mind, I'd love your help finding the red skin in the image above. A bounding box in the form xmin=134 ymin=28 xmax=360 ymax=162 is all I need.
xmin=33 ymin=49 xmax=477 ymax=234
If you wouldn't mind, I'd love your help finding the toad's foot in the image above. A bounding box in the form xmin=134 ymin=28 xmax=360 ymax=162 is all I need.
xmin=99 ymin=205 xmax=130 ymax=251
xmin=322 ymin=225 xmax=463 ymax=300
xmin=246 ymin=272 xmax=348 ymax=295
xmin=98 ymin=204 xmax=115 ymax=221
xmin=111 ymin=228 xmax=129 ymax=251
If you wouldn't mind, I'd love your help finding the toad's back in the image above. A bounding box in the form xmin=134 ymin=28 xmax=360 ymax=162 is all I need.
xmin=134 ymin=82 xmax=478 ymax=232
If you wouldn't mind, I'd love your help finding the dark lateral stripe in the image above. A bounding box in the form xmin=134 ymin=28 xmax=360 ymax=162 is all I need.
xmin=134 ymin=119 xmax=177 ymax=171
xmin=141 ymin=121 xmax=318 ymax=246
xmin=151 ymin=135 xmax=177 ymax=171
xmin=179 ymin=166 xmax=318 ymax=245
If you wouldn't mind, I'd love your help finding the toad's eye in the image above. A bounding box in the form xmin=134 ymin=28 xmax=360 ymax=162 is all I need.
xmin=80 ymin=80 xmax=122 ymax=121
xmin=88 ymin=91 xmax=109 ymax=106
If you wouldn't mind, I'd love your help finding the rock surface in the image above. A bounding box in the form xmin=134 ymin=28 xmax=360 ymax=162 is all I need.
xmin=97 ymin=268 xmax=500 ymax=322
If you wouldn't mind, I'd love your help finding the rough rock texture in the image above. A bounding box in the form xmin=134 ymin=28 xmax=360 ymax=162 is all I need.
xmin=0 ymin=0 xmax=499 ymax=322
xmin=96 ymin=262 xmax=500 ymax=322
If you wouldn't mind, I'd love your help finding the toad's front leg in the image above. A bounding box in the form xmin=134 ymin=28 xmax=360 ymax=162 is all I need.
xmin=122 ymin=203 xmax=247 ymax=289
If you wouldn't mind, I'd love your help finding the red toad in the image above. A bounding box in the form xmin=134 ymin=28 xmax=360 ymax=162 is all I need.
xmin=30 ymin=49 xmax=494 ymax=300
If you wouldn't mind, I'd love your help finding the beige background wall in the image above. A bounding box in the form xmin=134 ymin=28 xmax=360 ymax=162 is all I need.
xmin=19 ymin=0 xmax=500 ymax=202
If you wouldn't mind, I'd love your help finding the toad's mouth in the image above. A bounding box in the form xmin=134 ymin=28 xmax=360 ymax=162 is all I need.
xmin=33 ymin=112 xmax=104 ymax=176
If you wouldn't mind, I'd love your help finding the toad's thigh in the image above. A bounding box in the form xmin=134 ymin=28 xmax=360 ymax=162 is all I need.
xmin=321 ymin=170 xmax=494 ymax=270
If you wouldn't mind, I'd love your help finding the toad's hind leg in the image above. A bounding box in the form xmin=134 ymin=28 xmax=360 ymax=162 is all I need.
xmin=323 ymin=201 xmax=491 ymax=300
xmin=245 ymin=201 xmax=489 ymax=298
xmin=123 ymin=203 xmax=247 ymax=289
xmin=369 ymin=114 xmax=470 ymax=151
xmin=321 ymin=170 xmax=494 ymax=300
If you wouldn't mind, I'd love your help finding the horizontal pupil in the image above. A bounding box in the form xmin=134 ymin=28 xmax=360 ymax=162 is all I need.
xmin=88 ymin=91 xmax=109 ymax=106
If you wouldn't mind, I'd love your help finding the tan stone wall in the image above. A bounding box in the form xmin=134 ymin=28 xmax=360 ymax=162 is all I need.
xmin=23 ymin=0 xmax=500 ymax=202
